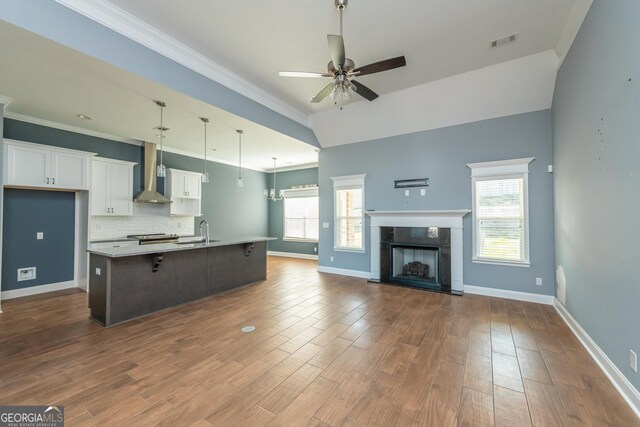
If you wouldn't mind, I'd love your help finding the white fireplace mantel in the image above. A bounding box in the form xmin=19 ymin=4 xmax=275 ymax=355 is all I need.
xmin=366 ymin=209 xmax=471 ymax=293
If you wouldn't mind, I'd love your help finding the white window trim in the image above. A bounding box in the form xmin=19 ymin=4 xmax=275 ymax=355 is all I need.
xmin=282 ymin=187 xmax=319 ymax=243
xmin=467 ymin=158 xmax=533 ymax=267
xmin=331 ymin=174 xmax=366 ymax=253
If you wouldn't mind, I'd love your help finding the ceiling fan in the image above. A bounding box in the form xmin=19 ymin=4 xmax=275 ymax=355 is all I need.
xmin=279 ymin=0 xmax=406 ymax=104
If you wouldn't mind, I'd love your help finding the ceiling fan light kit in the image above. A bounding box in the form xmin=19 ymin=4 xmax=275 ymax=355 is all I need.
xmin=279 ymin=0 xmax=406 ymax=105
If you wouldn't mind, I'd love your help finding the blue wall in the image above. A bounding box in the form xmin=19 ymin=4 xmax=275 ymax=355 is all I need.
xmin=552 ymin=0 xmax=640 ymax=390
xmin=2 ymin=189 xmax=75 ymax=291
xmin=0 ymin=1 xmax=320 ymax=149
xmin=318 ymin=110 xmax=555 ymax=295
xmin=267 ymin=168 xmax=319 ymax=255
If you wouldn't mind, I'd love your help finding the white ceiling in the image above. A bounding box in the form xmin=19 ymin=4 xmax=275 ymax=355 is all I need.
xmin=0 ymin=22 xmax=318 ymax=171
xmin=103 ymin=0 xmax=583 ymax=114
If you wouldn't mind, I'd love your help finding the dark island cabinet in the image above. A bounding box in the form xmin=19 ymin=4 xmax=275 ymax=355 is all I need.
xmin=89 ymin=241 xmax=267 ymax=326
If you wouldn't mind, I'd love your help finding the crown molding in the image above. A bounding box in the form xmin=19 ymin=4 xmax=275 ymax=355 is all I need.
xmin=556 ymin=0 xmax=593 ymax=68
xmin=4 ymin=111 xmax=142 ymax=146
xmin=4 ymin=111 xmax=270 ymax=172
xmin=0 ymin=95 xmax=14 ymax=109
xmin=54 ymin=0 xmax=310 ymax=127
xmin=267 ymin=163 xmax=319 ymax=173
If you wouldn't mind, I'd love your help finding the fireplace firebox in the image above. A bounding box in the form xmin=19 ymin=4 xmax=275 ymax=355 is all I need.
xmin=380 ymin=226 xmax=452 ymax=293
xmin=390 ymin=245 xmax=440 ymax=289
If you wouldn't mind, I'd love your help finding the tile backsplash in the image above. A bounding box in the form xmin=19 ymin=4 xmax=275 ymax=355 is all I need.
xmin=90 ymin=203 xmax=195 ymax=239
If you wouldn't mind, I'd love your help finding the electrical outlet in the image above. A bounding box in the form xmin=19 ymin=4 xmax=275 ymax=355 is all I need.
xmin=17 ymin=267 xmax=36 ymax=281
xmin=631 ymin=350 xmax=637 ymax=373
xmin=95 ymin=268 xmax=102 ymax=276
xmin=404 ymin=190 xmax=410 ymax=196
xmin=313 ymin=247 xmax=317 ymax=253
xmin=536 ymin=277 xmax=543 ymax=286
xmin=36 ymin=232 xmax=44 ymax=240
xmin=330 ymin=256 xmax=334 ymax=262
xmin=420 ymin=189 xmax=426 ymax=196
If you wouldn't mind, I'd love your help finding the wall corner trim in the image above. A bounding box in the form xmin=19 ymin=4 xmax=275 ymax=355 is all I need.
xmin=553 ymin=298 xmax=640 ymax=419
xmin=1 ymin=280 xmax=76 ymax=300
xmin=317 ymin=266 xmax=370 ymax=279
xmin=464 ymin=284 xmax=554 ymax=305
xmin=268 ymin=251 xmax=318 ymax=261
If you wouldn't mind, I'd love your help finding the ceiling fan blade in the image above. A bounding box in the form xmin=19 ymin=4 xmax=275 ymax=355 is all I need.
xmin=351 ymin=80 xmax=379 ymax=101
xmin=353 ymin=56 xmax=406 ymax=76
xmin=311 ymin=83 xmax=335 ymax=103
xmin=327 ymin=34 xmax=346 ymax=69
xmin=279 ymin=71 xmax=333 ymax=78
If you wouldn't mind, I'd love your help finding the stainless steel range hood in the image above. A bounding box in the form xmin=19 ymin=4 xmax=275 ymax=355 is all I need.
xmin=134 ymin=141 xmax=171 ymax=204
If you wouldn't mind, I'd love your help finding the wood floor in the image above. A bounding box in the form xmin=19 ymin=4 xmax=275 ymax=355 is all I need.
xmin=0 ymin=257 xmax=637 ymax=426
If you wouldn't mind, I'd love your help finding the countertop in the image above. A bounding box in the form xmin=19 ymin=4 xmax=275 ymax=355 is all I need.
xmin=87 ymin=236 xmax=276 ymax=258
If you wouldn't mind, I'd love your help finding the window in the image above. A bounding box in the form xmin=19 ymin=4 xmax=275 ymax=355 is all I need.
xmin=331 ymin=174 xmax=365 ymax=251
xmin=468 ymin=158 xmax=533 ymax=266
xmin=283 ymin=187 xmax=319 ymax=242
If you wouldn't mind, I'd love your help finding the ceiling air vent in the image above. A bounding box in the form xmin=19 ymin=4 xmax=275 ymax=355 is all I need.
xmin=490 ymin=33 xmax=518 ymax=48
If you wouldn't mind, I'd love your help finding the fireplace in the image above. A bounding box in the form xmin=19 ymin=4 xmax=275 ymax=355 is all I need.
xmin=380 ymin=226 xmax=451 ymax=292
xmin=366 ymin=210 xmax=470 ymax=295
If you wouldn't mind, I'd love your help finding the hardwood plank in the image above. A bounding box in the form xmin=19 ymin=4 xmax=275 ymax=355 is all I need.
xmin=516 ymin=348 xmax=553 ymax=385
xmin=259 ymin=363 xmax=323 ymax=414
xmin=269 ymin=377 xmax=338 ymax=427
xmin=492 ymin=352 xmax=524 ymax=393
xmin=523 ymin=379 xmax=570 ymax=427
xmin=491 ymin=330 xmax=516 ymax=356
xmin=468 ymin=330 xmax=492 ymax=358
xmin=456 ymin=387 xmax=494 ymax=427
xmin=463 ymin=352 xmax=493 ymax=394
xmin=493 ymin=386 xmax=532 ymax=427
xmin=315 ymin=371 xmax=373 ymax=426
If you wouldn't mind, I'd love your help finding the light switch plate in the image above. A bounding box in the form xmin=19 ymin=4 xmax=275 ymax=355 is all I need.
xmin=37 ymin=232 xmax=44 ymax=240
xmin=95 ymin=268 xmax=102 ymax=276
xmin=404 ymin=190 xmax=410 ymax=196
xmin=322 ymin=222 xmax=330 ymax=229
xmin=420 ymin=189 xmax=426 ymax=196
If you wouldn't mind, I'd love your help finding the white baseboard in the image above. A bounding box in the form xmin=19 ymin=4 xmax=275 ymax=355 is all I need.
xmin=1 ymin=280 xmax=76 ymax=300
xmin=554 ymin=298 xmax=640 ymax=419
xmin=317 ymin=266 xmax=370 ymax=279
xmin=464 ymin=284 xmax=555 ymax=305
xmin=268 ymin=251 xmax=318 ymax=261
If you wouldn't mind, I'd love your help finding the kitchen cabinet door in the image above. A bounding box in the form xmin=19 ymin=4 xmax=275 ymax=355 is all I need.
xmin=5 ymin=143 xmax=49 ymax=187
xmin=50 ymin=151 xmax=89 ymax=190
xmin=91 ymin=160 xmax=111 ymax=216
xmin=183 ymin=173 xmax=202 ymax=199
xmin=90 ymin=158 xmax=135 ymax=216
xmin=110 ymin=162 xmax=133 ymax=216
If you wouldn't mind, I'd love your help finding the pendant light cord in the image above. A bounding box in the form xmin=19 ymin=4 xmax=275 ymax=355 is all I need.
xmin=159 ymin=105 xmax=164 ymax=168
xmin=203 ymin=120 xmax=207 ymax=175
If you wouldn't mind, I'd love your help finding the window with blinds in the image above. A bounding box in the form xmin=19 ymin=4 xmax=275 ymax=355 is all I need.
xmin=284 ymin=195 xmax=319 ymax=242
xmin=468 ymin=158 xmax=532 ymax=266
xmin=331 ymin=174 xmax=365 ymax=252
xmin=335 ymin=187 xmax=363 ymax=250
xmin=474 ymin=176 xmax=525 ymax=262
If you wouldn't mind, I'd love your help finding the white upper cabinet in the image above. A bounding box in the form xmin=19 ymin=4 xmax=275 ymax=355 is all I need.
xmin=3 ymin=139 xmax=94 ymax=190
xmin=166 ymin=168 xmax=202 ymax=216
xmin=91 ymin=157 xmax=136 ymax=216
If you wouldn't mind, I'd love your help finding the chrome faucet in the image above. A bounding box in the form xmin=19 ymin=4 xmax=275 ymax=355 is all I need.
xmin=199 ymin=219 xmax=210 ymax=245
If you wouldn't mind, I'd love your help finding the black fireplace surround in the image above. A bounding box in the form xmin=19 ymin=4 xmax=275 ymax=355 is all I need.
xmin=380 ymin=226 xmax=452 ymax=293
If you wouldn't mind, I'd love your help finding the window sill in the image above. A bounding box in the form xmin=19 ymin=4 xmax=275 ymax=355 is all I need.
xmin=334 ymin=247 xmax=365 ymax=254
xmin=283 ymin=238 xmax=318 ymax=243
xmin=472 ymin=258 xmax=530 ymax=268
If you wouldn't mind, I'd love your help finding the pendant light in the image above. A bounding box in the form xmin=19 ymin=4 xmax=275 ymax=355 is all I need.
xmin=154 ymin=100 xmax=167 ymax=178
xmin=200 ymin=117 xmax=210 ymax=183
xmin=265 ymin=157 xmax=284 ymax=201
xmin=236 ymin=130 xmax=244 ymax=188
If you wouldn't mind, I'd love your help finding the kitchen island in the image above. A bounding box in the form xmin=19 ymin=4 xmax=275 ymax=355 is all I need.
xmin=87 ymin=236 xmax=274 ymax=326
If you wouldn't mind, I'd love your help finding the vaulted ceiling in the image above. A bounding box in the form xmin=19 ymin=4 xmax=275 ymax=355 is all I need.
xmin=2 ymin=0 xmax=593 ymax=163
